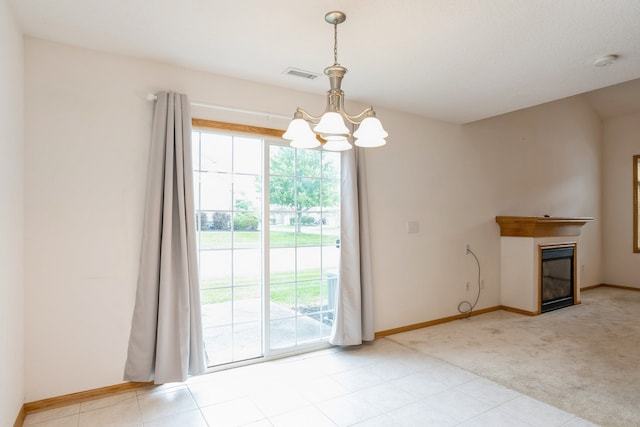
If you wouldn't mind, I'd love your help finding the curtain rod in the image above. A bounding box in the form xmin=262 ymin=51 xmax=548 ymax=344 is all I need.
xmin=147 ymin=94 xmax=290 ymax=121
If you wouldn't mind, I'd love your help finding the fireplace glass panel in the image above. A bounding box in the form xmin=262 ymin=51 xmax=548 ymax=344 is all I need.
xmin=541 ymin=246 xmax=574 ymax=312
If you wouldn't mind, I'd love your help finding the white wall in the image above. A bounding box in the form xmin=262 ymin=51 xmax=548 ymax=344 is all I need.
xmin=24 ymin=37 xmax=604 ymax=401
xmin=0 ymin=0 xmax=25 ymax=424
xmin=602 ymin=112 xmax=640 ymax=287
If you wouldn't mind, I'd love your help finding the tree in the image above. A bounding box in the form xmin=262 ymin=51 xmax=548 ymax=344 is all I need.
xmin=269 ymin=146 xmax=339 ymax=232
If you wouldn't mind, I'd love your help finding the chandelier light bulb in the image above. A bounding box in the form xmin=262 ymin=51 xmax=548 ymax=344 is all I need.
xmin=313 ymin=112 xmax=350 ymax=137
xmin=354 ymin=138 xmax=386 ymax=148
xmin=323 ymin=137 xmax=353 ymax=152
xmin=353 ymin=117 xmax=388 ymax=140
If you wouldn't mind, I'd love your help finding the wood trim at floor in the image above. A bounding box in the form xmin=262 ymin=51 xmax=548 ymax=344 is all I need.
xmin=592 ymin=283 xmax=640 ymax=292
xmin=21 ymin=381 xmax=154 ymax=419
xmin=13 ymin=405 xmax=25 ymax=427
xmin=375 ymin=284 xmax=640 ymax=340
xmin=374 ymin=306 xmax=502 ymax=338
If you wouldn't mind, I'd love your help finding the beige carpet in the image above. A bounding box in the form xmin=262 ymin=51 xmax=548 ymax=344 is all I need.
xmin=387 ymin=286 xmax=640 ymax=427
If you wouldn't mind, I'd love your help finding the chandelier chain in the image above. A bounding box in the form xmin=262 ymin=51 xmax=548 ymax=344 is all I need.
xmin=333 ymin=22 xmax=338 ymax=65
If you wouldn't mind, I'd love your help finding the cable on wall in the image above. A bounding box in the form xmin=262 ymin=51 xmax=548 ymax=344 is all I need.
xmin=458 ymin=246 xmax=481 ymax=318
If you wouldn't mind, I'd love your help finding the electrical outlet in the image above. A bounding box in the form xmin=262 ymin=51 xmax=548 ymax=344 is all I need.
xmin=465 ymin=282 xmax=470 ymax=291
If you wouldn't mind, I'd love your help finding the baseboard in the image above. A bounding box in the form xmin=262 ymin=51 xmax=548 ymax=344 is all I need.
xmin=21 ymin=381 xmax=154 ymax=419
xmin=597 ymin=283 xmax=640 ymax=291
xmin=374 ymin=306 xmax=502 ymax=338
xmin=499 ymin=305 xmax=538 ymax=316
xmin=581 ymin=283 xmax=604 ymax=291
xmin=13 ymin=405 xmax=26 ymax=427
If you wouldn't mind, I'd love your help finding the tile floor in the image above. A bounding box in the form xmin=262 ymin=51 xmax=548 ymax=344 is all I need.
xmin=23 ymin=338 xmax=598 ymax=427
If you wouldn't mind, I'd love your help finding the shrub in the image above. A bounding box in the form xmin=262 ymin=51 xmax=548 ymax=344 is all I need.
xmin=211 ymin=212 xmax=231 ymax=230
xmin=234 ymin=212 xmax=259 ymax=231
xmin=301 ymin=216 xmax=315 ymax=225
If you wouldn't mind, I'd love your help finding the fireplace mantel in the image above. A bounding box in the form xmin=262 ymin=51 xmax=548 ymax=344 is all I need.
xmin=496 ymin=216 xmax=593 ymax=315
xmin=495 ymin=216 xmax=593 ymax=238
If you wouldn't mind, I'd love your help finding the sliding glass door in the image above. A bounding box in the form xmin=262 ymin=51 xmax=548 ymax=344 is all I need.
xmin=192 ymin=125 xmax=340 ymax=367
xmin=267 ymin=145 xmax=341 ymax=352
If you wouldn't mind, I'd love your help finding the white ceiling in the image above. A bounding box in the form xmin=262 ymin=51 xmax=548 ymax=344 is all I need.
xmin=9 ymin=0 xmax=640 ymax=124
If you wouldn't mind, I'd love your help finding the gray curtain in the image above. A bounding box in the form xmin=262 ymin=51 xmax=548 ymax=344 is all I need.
xmin=124 ymin=92 xmax=206 ymax=383
xmin=330 ymin=147 xmax=375 ymax=345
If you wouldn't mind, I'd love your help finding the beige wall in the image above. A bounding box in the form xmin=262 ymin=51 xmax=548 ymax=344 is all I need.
xmin=24 ymin=37 xmax=604 ymax=402
xmin=602 ymin=112 xmax=640 ymax=286
xmin=0 ymin=0 xmax=25 ymax=424
xmin=368 ymin=96 xmax=603 ymax=330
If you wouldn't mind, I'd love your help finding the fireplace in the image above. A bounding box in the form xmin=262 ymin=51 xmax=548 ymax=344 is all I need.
xmin=540 ymin=245 xmax=575 ymax=313
xmin=495 ymin=216 xmax=592 ymax=315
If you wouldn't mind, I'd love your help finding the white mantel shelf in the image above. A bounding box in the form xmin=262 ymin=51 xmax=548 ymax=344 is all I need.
xmin=495 ymin=216 xmax=593 ymax=238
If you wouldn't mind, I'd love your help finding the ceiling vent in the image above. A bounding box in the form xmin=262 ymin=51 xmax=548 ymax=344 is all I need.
xmin=283 ymin=67 xmax=320 ymax=80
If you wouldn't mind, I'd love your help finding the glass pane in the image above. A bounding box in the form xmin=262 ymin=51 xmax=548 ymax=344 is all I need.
xmin=210 ymin=211 xmax=232 ymax=232
xmin=297 ymin=246 xmax=321 ymax=273
xmin=201 ymin=172 xmax=232 ymax=211
xmin=269 ymin=145 xmax=295 ymax=176
xmin=296 ymin=149 xmax=321 ymax=177
xmin=270 ymin=176 xmax=295 ymax=213
xmin=297 ymin=279 xmax=322 ymax=308
xmin=232 ymin=211 xmax=261 ymax=237
xmin=233 ymin=321 xmax=261 ymax=360
xmin=234 ymin=174 xmax=261 ymax=212
xmin=297 ymin=178 xmax=321 ymax=211
xmin=322 ymin=244 xmax=340 ymax=272
xmin=325 ymin=272 xmax=339 ymax=311
xmin=233 ymin=248 xmax=261 ymax=284
xmin=270 ymin=247 xmax=295 ymax=282
xmin=234 ymin=137 xmax=262 ymax=174
xmin=203 ymin=325 xmax=232 ymax=366
xmin=201 ymin=287 xmax=232 ymax=315
xmin=270 ymin=217 xmax=296 ymax=247
xmin=297 ymin=314 xmax=322 ymax=345
xmin=270 ymin=317 xmax=296 ymax=349
xmin=234 ymin=286 xmax=262 ymax=323
xmin=322 ymin=179 xmax=340 ymax=209
xmin=201 ymin=132 xmax=232 ymax=172
xmin=199 ymin=228 xmax=231 ymax=250
xmin=200 ymin=250 xmax=232 ymax=287
xmin=322 ymin=151 xmax=340 ymax=178
xmin=270 ymin=282 xmax=295 ymax=320
xmin=194 ymin=128 xmax=268 ymax=367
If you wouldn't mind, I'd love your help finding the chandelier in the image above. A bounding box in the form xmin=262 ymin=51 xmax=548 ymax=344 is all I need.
xmin=282 ymin=11 xmax=388 ymax=151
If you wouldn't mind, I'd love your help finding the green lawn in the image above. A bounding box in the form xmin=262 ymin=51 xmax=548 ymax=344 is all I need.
xmin=198 ymin=229 xmax=339 ymax=308
xmin=198 ymin=229 xmax=339 ymax=250
xmin=200 ymin=268 xmax=335 ymax=307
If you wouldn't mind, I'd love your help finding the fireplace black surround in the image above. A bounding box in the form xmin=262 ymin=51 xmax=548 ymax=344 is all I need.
xmin=540 ymin=245 xmax=575 ymax=313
